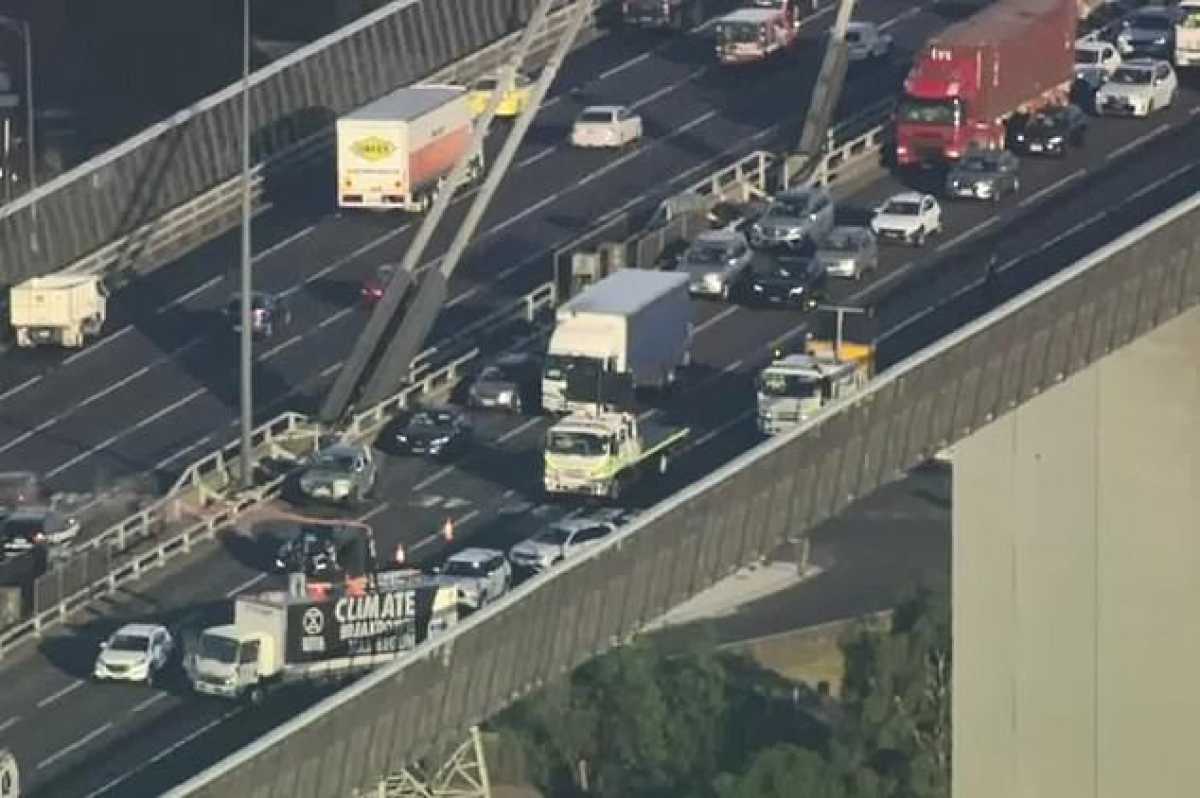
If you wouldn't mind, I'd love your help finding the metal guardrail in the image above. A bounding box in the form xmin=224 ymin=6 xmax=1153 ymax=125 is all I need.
xmin=0 ymin=282 xmax=557 ymax=659
xmin=168 ymin=179 xmax=1200 ymax=798
xmin=0 ymin=0 xmax=604 ymax=285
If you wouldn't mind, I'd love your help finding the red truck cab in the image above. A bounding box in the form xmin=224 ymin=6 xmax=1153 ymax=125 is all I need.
xmin=894 ymin=0 xmax=1075 ymax=167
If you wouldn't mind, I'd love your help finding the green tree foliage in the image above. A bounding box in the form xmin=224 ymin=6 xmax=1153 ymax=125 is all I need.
xmin=838 ymin=586 xmax=951 ymax=798
xmin=713 ymin=744 xmax=850 ymax=798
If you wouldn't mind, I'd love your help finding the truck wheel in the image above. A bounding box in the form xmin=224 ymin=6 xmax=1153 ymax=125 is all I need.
xmin=913 ymin=228 xmax=926 ymax=247
xmin=248 ymin=686 xmax=265 ymax=706
xmin=609 ymin=478 xmax=622 ymax=503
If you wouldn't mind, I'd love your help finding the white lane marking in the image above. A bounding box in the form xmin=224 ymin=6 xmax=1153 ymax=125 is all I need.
xmin=1034 ymin=211 xmax=1107 ymax=254
xmin=1122 ymin=161 xmax=1196 ymax=205
xmin=37 ymin=723 xmax=114 ymax=770
xmin=935 ymin=215 xmax=999 ymax=254
xmin=356 ymin=501 xmax=392 ymax=524
xmin=1018 ymin=168 xmax=1085 ymax=208
xmin=0 ymin=716 xmax=18 ymax=733
xmin=155 ymin=275 xmax=224 ymax=315
xmin=692 ymin=408 xmax=756 ymax=448
xmin=411 ymin=509 xmax=481 ymax=551
xmin=496 ymin=416 xmax=545 ymax=444
xmin=62 ymin=327 xmax=132 ymax=365
xmin=226 ymin=573 xmax=267 ymax=598
xmin=694 ymin=305 xmax=739 ymax=333
xmin=81 ymin=710 xmax=242 ymax=798
xmin=631 ymin=67 xmax=707 ymax=110
xmin=879 ymin=5 xmax=922 ymax=30
xmin=1106 ymin=122 xmax=1170 ymax=161
xmin=45 ymin=387 xmax=206 ymax=478
xmin=516 ymin=146 xmax=557 ymax=168
xmin=600 ymin=51 xmax=651 ymax=80
xmin=413 ymin=465 xmax=455 ymax=493
xmin=130 ymin=693 xmax=168 ymax=714
xmin=0 ymin=375 xmax=41 ymax=403
xmin=37 ymin=678 xmax=84 ymax=708
xmin=154 ymin=434 xmax=212 ymax=471
xmin=256 ymin=333 xmax=303 ymax=360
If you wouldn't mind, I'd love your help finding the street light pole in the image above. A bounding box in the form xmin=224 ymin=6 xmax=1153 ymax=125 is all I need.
xmin=238 ymin=0 xmax=254 ymax=488
xmin=20 ymin=18 xmax=32 ymax=198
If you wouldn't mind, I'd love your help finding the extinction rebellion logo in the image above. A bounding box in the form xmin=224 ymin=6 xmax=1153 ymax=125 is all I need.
xmin=351 ymin=136 xmax=396 ymax=162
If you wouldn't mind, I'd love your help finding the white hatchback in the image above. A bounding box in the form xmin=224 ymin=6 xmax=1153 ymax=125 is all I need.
xmin=570 ymin=105 xmax=643 ymax=149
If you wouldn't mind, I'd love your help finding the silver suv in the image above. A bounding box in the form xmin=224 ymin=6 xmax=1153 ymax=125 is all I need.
xmin=748 ymin=187 xmax=835 ymax=251
xmin=508 ymin=514 xmax=620 ymax=574
xmin=439 ymin=548 xmax=512 ymax=609
xmin=297 ymin=443 xmax=378 ymax=505
xmin=816 ymin=226 xmax=879 ymax=280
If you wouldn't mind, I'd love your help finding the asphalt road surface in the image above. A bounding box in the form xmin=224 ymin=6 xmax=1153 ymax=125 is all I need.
xmin=3 ymin=0 xmax=1200 ymax=793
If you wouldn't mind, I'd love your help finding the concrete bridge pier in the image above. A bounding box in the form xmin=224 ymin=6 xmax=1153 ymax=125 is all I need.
xmin=952 ymin=304 xmax=1200 ymax=797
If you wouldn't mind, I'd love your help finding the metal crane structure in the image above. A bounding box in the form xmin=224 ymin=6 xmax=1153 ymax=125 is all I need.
xmin=781 ymin=0 xmax=857 ymax=189
xmin=354 ymin=728 xmax=492 ymax=798
xmin=320 ymin=0 xmax=592 ymax=423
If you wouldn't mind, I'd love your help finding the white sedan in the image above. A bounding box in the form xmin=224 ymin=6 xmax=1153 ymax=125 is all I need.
xmin=1095 ymin=60 xmax=1177 ymax=117
xmin=870 ymin=192 xmax=943 ymax=247
xmin=845 ymin=21 xmax=893 ymax=62
xmin=1075 ymin=36 xmax=1122 ymax=86
xmin=570 ymin=105 xmax=643 ymax=149
xmin=94 ymin=623 xmax=175 ymax=685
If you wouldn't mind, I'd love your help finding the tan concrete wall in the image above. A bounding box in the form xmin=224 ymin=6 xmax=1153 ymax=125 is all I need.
xmin=953 ymin=304 xmax=1200 ymax=798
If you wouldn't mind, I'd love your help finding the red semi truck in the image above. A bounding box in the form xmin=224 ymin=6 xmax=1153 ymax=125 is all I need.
xmin=894 ymin=0 xmax=1075 ymax=167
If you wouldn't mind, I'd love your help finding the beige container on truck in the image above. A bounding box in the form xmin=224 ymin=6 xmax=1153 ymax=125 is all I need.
xmin=9 ymin=275 xmax=107 ymax=349
xmin=336 ymin=85 xmax=481 ymax=212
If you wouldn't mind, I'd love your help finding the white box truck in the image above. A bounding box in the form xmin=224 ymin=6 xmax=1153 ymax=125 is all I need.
xmin=336 ymin=85 xmax=483 ymax=212
xmin=188 ymin=578 xmax=459 ymax=705
xmin=542 ymin=270 xmax=694 ymax=414
xmin=8 ymin=275 xmax=107 ymax=349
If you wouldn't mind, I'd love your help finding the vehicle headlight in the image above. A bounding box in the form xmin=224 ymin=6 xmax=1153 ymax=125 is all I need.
xmin=789 ymin=285 xmax=806 ymax=295
xmin=752 ymin=284 xmax=763 ymax=293
xmin=430 ymin=436 xmax=451 ymax=447
xmin=974 ymin=181 xmax=992 ymax=194
xmin=704 ymin=272 xmax=723 ymax=287
xmin=1048 ymin=135 xmax=1063 ymax=144
xmin=1153 ymin=36 xmax=1166 ymax=45
xmin=332 ymin=479 xmax=352 ymax=494
xmin=396 ymin=433 xmax=408 ymax=442
xmin=496 ymin=390 xmax=514 ymax=405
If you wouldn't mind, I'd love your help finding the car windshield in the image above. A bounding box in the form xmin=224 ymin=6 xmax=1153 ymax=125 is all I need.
xmin=897 ymin=96 xmax=964 ymax=125
xmin=753 ymin=258 xmax=811 ymax=279
xmin=579 ymin=110 xmax=613 ymax=124
xmin=227 ymin=294 xmax=267 ymax=313
xmin=1075 ymin=48 xmax=1101 ymax=65
xmin=1129 ymin=14 xmax=1170 ymax=30
xmin=0 ymin=474 xmax=34 ymax=504
xmin=957 ymin=158 xmax=996 ymax=173
xmin=198 ymin=633 xmax=239 ymax=664
xmin=882 ymin=199 xmax=920 ymax=215
xmin=1111 ymin=67 xmax=1152 ymax=85
xmin=444 ymin=560 xmax=485 ymax=577
xmin=2 ymin=519 xmax=43 ymax=539
xmin=1027 ymin=114 xmax=1061 ymax=133
xmin=820 ymin=233 xmax=861 ymax=253
xmin=410 ymin=411 xmax=452 ymax=428
xmin=758 ymin=372 xmax=818 ymax=398
xmin=375 ymin=265 xmax=396 ymax=283
xmin=845 ymin=30 xmax=861 ymax=43
xmin=535 ymin=526 xmax=575 ymax=546
xmin=718 ymin=22 xmax=760 ymax=43
xmin=547 ymin=431 xmax=607 ymax=456
xmin=1182 ymin=10 xmax=1200 ymax=29
xmin=474 ymin=78 xmax=498 ymax=91
xmin=314 ymin=452 xmax=356 ymax=471
xmin=767 ymin=197 xmax=811 ymax=218
xmin=685 ymin=242 xmax=732 ymax=266
xmin=543 ymin=353 xmax=599 ymax=382
xmin=109 ymin=633 xmax=150 ymax=652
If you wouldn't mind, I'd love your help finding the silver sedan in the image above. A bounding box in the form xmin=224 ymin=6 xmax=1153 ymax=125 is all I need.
xmin=816 ymin=226 xmax=878 ymax=280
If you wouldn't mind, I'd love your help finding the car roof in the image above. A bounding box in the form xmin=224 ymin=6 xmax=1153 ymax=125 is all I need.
xmin=1121 ymin=58 xmax=1163 ymax=68
xmin=448 ymin=547 xmax=502 ymax=562
xmin=318 ymin=444 xmax=364 ymax=457
xmin=1129 ymin=7 xmax=1173 ymax=19
xmin=113 ymin=623 xmax=166 ymax=638
xmin=885 ymin=191 xmax=927 ymax=203
xmin=694 ymin=229 xmax=742 ymax=244
xmin=548 ymin=517 xmax=614 ymax=533
xmin=494 ymin=352 xmax=534 ymax=367
xmin=3 ymin=506 xmax=53 ymax=521
xmin=721 ymin=7 xmax=779 ymax=23
xmin=580 ymin=104 xmax=623 ymax=115
xmin=846 ymin=21 xmax=874 ymax=32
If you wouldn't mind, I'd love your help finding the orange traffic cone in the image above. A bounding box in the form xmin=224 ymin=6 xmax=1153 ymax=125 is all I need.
xmin=394 ymin=543 xmax=406 ymax=564
xmin=442 ymin=517 xmax=454 ymax=542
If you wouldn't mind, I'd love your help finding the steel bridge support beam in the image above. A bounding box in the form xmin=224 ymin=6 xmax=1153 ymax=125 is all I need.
xmin=357 ymin=727 xmax=492 ymax=798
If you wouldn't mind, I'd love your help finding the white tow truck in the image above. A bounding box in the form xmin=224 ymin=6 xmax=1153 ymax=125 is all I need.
xmin=188 ymin=577 xmax=458 ymax=704
xmin=756 ymin=338 xmax=874 ymax=435
xmin=544 ymin=410 xmax=690 ymax=502
xmin=8 ymin=275 xmax=107 ymax=349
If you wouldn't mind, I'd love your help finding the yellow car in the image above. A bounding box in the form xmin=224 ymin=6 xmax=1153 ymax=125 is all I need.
xmin=467 ymin=73 xmax=533 ymax=118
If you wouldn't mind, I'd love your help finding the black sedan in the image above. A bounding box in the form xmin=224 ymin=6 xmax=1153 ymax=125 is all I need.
xmin=387 ymin=407 xmax=473 ymax=457
xmin=1011 ymin=105 xmax=1088 ymax=158
xmin=738 ymin=255 xmax=827 ymax=309
xmin=467 ymin=353 xmax=541 ymax=414
xmin=275 ymin=526 xmax=340 ymax=577
xmin=944 ymin=150 xmax=1021 ymax=202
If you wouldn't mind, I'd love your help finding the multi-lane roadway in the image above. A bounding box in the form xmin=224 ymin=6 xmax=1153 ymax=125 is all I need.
xmin=3 ymin=0 xmax=1200 ymax=793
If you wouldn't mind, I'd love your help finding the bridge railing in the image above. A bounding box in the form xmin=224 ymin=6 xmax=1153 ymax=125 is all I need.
xmin=0 ymin=281 xmax=557 ymax=659
xmin=166 ymin=188 xmax=1200 ymax=798
xmin=0 ymin=0 xmax=604 ymax=285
